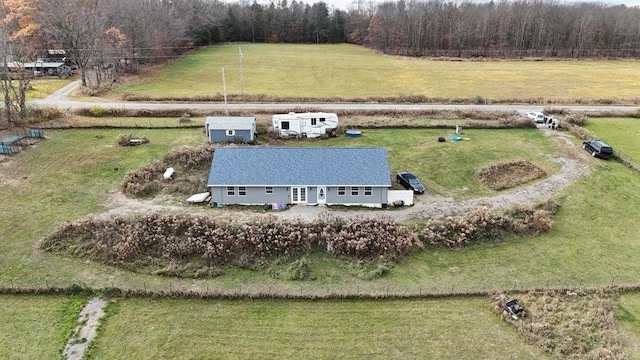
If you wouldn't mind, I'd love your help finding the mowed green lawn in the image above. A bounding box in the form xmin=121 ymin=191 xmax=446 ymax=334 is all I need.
xmin=616 ymin=293 xmax=640 ymax=359
xmin=584 ymin=118 xmax=640 ymax=162
xmin=0 ymin=295 xmax=85 ymax=359
xmin=1 ymin=123 xmax=640 ymax=294
xmin=113 ymin=44 xmax=640 ymax=100
xmin=87 ymin=297 xmax=549 ymax=359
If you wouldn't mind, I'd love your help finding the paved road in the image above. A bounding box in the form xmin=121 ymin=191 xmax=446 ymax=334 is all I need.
xmin=32 ymin=80 xmax=640 ymax=113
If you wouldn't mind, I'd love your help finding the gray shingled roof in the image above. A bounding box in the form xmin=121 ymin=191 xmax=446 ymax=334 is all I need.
xmin=205 ymin=116 xmax=255 ymax=130
xmin=208 ymin=147 xmax=391 ymax=186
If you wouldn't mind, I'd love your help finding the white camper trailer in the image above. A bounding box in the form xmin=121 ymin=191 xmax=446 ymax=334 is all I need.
xmin=272 ymin=112 xmax=338 ymax=138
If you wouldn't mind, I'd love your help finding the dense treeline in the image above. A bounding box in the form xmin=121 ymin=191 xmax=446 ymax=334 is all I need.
xmin=367 ymin=0 xmax=640 ymax=58
xmin=2 ymin=0 xmax=640 ymax=70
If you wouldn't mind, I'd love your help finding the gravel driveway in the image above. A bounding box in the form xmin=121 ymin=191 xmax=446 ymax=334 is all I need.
xmin=102 ymin=127 xmax=590 ymax=223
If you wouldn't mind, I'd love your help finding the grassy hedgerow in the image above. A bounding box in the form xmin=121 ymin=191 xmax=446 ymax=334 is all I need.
xmin=40 ymin=213 xmax=421 ymax=278
xmin=40 ymin=204 xmax=556 ymax=278
xmin=418 ymin=205 xmax=556 ymax=248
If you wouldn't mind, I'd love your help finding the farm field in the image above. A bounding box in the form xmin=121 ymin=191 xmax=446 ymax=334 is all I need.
xmin=86 ymin=297 xmax=549 ymax=359
xmin=112 ymin=43 xmax=640 ymax=102
xmin=0 ymin=295 xmax=85 ymax=359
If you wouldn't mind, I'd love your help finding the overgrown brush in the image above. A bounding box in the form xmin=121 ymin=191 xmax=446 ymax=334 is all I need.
xmin=493 ymin=289 xmax=626 ymax=359
xmin=40 ymin=213 xmax=420 ymax=278
xmin=477 ymin=160 xmax=546 ymax=191
xmin=28 ymin=106 xmax=62 ymax=122
xmin=418 ymin=205 xmax=554 ymax=247
xmin=116 ymin=133 xmax=149 ymax=146
xmin=497 ymin=114 xmax=537 ymax=128
xmin=562 ymin=112 xmax=588 ymax=126
xmin=121 ymin=144 xmax=215 ymax=197
xmin=41 ymin=205 xmax=555 ymax=277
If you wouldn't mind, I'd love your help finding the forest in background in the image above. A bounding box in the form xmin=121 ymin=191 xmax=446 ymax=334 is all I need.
xmin=2 ymin=0 xmax=640 ymax=65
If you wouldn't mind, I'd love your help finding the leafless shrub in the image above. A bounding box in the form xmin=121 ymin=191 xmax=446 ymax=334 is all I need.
xmin=420 ymin=205 xmax=554 ymax=247
xmin=564 ymin=123 xmax=595 ymax=141
xmin=478 ymin=160 xmax=546 ymax=190
xmin=179 ymin=113 xmax=192 ymax=123
xmin=498 ymin=115 xmax=537 ymax=128
xmin=40 ymin=213 xmax=422 ymax=277
xmin=121 ymin=144 xmax=215 ymax=198
xmin=563 ymin=112 xmax=588 ymax=126
xmin=29 ymin=107 xmax=62 ymax=122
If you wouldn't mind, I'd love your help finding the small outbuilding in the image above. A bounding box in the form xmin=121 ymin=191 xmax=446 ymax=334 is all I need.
xmin=204 ymin=116 xmax=256 ymax=143
xmin=207 ymin=147 xmax=391 ymax=207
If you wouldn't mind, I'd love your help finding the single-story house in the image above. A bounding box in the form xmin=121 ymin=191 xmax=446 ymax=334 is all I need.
xmin=6 ymin=60 xmax=72 ymax=77
xmin=204 ymin=116 xmax=256 ymax=143
xmin=207 ymin=147 xmax=391 ymax=207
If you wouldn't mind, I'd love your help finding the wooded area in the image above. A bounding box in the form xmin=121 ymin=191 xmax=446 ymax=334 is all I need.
xmin=3 ymin=0 xmax=640 ymax=65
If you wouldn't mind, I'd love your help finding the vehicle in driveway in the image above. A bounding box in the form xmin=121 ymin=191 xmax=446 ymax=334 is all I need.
xmin=396 ymin=172 xmax=425 ymax=194
xmin=582 ymin=139 xmax=614 ymax=159
xmin=526 ymin=111 xmax=546 ymax=123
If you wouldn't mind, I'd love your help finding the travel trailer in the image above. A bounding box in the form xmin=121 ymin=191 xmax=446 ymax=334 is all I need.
xmin=272 ymin=112 xmax=338 ymax=138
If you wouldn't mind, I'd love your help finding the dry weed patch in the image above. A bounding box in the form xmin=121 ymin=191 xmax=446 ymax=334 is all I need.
xmin=122 ymin=143 xmax=215 ymax=197
xmin=39 ymin=213 xmax=421 ymax=278
xmin=494 ymin=290 xmax=625 ymax=359
xmin=40 ymin=205 xmax=555 ymax=278
xmin=478 ymin=160 xmax=546 ymax=191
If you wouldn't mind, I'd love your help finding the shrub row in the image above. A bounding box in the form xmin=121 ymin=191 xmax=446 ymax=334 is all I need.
xmin=418 ymin=204 xmax=555 ymax=248
xmin=40 ymin=204 xmax=555 ymax=277
xmin=40 ymin=213 xmax=421 ymax=275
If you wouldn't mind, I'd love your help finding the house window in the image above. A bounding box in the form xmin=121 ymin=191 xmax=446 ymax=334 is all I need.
xmin=265 ymin=187 xmax=273 ymax=194
xmin=320 ymin=117 xmax=326 ymax=122
xmin=238 ymin=187 xmax=247 ymax=196
xmin=338 ymin=186 xmax=346 ymax=196
xmin=281 ymin=121 xmax=290 ymax=130
xmin=311 ymin=118 xmax=317 ymax=125
xmin=351 ymin=187 xmax=359 ymax=196
xmin=226 ymin=129 xmax=235 ymax=136
xmin=227 ymin=187 xmax=235 ymax=196
xmin=364 ymin=187 xmax=372 ymax=196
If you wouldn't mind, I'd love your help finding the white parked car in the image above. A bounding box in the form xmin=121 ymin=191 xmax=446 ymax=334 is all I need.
xmin=525 ymin=111 xmax=546 ymax=123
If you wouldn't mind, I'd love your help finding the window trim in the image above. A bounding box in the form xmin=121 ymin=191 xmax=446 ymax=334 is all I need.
xmin=337 ymin=186 xmax=346 ymax=196
xmin=227 ymin=187 xmax=235 ymax=196
xmin=364 ymin=186 xmax=372 ymax=196
xmin=265 ymin=186 xmax=274 ymax=194
xmin=226 ymin=129 xmax=235 ymax=136
xmin=351 ymin=187 xmax=359 ymax=196
xmin=238 ymin=186 xmax=247 ymax=196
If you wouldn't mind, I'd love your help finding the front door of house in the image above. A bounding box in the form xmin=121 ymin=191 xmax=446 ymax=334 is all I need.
xmin=317 ymin=186 xmax=326 ymax=204
xmin=291 ymin=187 xmax=307 ymax=203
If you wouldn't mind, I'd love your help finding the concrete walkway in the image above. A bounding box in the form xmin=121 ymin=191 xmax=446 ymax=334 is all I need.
xmin=62 ymin=297 xmax=109 ymax=360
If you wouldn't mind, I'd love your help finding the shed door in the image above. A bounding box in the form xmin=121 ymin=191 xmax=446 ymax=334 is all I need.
xmin=291 ymin=187 xmax=307 ymax=203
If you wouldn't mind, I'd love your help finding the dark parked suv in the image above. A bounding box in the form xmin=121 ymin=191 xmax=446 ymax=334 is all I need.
xmin=582 ymin=139 xmax=614 ymax=159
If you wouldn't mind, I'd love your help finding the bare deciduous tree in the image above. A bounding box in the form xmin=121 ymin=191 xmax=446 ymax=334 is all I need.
xmin=36 ymin=0 xmax=107 ymax=87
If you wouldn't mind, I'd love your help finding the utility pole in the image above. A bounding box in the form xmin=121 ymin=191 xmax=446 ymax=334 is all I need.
xmin=239 ymin=46 xmax=244 ymax=96
xmin=222 ymin=67 xmax=229 ymax=116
